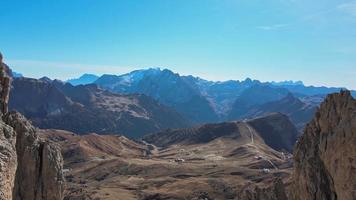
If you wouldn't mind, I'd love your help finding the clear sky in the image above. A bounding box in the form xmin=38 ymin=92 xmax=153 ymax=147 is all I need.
xmin=1 ymin=0 xmax=355 ymax=89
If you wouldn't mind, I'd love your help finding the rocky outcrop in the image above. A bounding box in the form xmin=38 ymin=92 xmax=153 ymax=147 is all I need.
xmin=238 ymin=179 xmax=288 ymax=200
xmin=293 ymin=90 xmax=356 ymax=200
xmin=0 ymin=53 xmax=65 ymax=200
xmin=0 ymin=118 xmax=17 ymax=199
xmin=0 ymin=52 xmax=17 ymax=200
xmin=0 ymin=52 xmax=11 ymax=114
xmin=4 ymin=113 xmax=65 ymax=200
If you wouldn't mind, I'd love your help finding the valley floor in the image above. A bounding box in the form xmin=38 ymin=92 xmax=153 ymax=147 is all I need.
xmin=42 ymin=129 xmax=293 ymax=200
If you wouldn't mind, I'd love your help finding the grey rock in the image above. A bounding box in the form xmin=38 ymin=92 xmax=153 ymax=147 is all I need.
xmin=238 ymin=178 xmax=288 ymax=200
xmin=293 ymin=90 xmax=356 ymax=200
xmin=0 ymin=120 xmax=17 ymax=200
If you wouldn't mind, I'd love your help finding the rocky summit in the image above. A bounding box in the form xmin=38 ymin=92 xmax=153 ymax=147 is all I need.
xmin=0 ymin=55 xmax=65 ymax=200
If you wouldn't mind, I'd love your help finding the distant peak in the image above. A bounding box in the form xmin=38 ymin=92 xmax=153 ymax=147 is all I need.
xmin=128 ymin=67 xmax=163 ymax=75
xmin=53 ymin=79 xmax=64 ymax=84
xmin=134 ymin=68 xmax=177 ymax=77
xmin=12 ymin=71 xmax=23 ymax=78
xmin=161 ymin=68 xmax=177 ymax=75
xmin=67 ymin=73 xmax=99 ymax=86
xmin=39 ymin=76 xmax=52 ymax=82
xmin=271 ymin=80 xmax=304 ymax=86
xmin=244 ymin=78 xmax=253 ymax=82
xmin=242 ymin=78 xmax=260 ymax=85
xmin=80 ymin=74 xmax=99 ymax=78
xmin=147 ymin=67 xmax=162 ymax=71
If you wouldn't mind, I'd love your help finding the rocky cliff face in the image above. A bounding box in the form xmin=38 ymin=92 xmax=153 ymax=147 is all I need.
xmin=0 ymin=116 xmax=17 ymax=200
xmin=4 ymin=113 xmax=65 ymax=200
xmin=293 ymin=90 xmax=356 ymax=200
xmin=0 ymin=54 xmax=64 ymax=200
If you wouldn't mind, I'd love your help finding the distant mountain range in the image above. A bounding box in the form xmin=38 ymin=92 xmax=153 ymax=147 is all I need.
xmin=228 ymin=89 xmax=318 ymax=130
xmin=82 ymin=68 xmax=352 ymax=129
xmin=11 ymin=67 xmax=355 ymax=137
xmin=9 ymin=77 xmax=190 ymax=138
xmin=95 ymin=69 xmax=220 ymax=123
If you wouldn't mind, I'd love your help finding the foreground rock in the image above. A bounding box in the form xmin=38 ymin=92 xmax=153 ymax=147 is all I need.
xmin=293 ymin=90 xmax=356 ymax=200
xmin=0 ymin=53 xmax=65 ymax=200
xmin=238 ymin=178 xmax=288 ymax=200
xmin=4 ymin=113 xmax=65 ymax=200
xmin=0 ymin=117 xmax=17 ymax=200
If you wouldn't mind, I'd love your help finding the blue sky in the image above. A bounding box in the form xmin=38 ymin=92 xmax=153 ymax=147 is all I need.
xmin=1 ymin=0 xmax=356 ymax=89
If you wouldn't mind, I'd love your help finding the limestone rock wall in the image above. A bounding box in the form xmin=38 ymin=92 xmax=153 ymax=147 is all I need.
xmin=293 ymin=90 xmax=356 ymax=200
xmin=4 ymin=112 xmax=65 ymax=200
xmin=0 ymin=120 xmax=17 ymax=200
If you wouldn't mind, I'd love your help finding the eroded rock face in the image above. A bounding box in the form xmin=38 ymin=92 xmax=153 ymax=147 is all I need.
xmin=293 ymin=90 xmax=356 ymax=200
xmin=0 ymin=52 xmax=17 ymax=200
xmin=4 ymin=112 xmax=65 ymax=200
xmin=0 ymin=53 xmax=64 ymax=200
xmin=0 ymin=120 xmax=17 ymax=200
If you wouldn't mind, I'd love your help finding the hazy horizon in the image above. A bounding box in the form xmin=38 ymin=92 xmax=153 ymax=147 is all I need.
xmin=6 ymin=64 xmax=355 ymax=90
xmin=1 ymin=0 xmax=356 ymax=89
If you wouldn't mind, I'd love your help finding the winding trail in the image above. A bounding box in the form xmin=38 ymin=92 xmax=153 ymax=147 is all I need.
xmin=243 ymin=120 xmax=278 ymax=170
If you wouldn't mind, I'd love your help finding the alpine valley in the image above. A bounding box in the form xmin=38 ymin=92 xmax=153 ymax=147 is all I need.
xmin=1 ymin=58 xmax=355 ymax=200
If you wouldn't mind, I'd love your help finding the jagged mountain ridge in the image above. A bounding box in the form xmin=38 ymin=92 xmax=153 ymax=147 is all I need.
xmin=94 ymin=69 xmax=271 ymax=122
xmin=67 ymin=74 xmax=99 ymax=86
xmin=9 ymin=77 xmax=190 ymax=138
xmin=95 ymin=68 xmax=219 ymax=123
xmin=92 ymin=68 xmax=353 ymax=129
